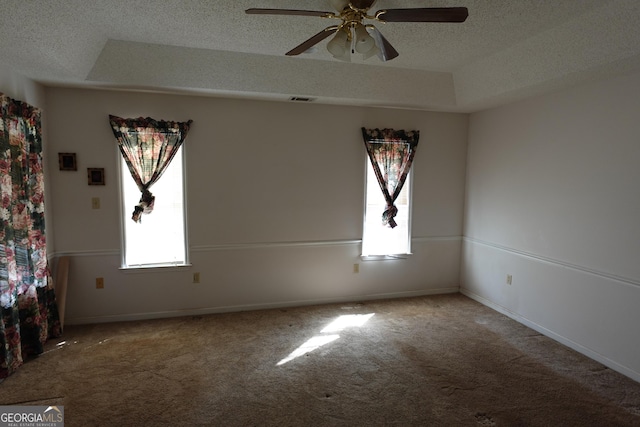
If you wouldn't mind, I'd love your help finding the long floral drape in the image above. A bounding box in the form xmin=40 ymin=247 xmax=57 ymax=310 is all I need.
xmin=1 ymin=93 xmax=60 ymax=379
xmin=362 ymin=127 xmax=419 ymax=228
xmin=109 ymin=115 xmax=192 ymax=223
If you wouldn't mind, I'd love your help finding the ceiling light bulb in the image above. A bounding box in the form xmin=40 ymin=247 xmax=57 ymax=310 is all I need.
xmin=354 ymin=25 xmax=375 ymax=54
xmin=327 ymin=30 xmax=349 ymax=58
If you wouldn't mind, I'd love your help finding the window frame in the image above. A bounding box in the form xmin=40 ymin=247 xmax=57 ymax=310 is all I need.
xmin=117 ymin=144 xmax=190 ymax=270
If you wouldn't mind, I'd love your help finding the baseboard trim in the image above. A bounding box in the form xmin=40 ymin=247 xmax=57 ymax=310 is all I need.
xmin=64 ymin=287 xmax=460 ymax=326
xmin=460 ymin=288 xmax=640 ymax=383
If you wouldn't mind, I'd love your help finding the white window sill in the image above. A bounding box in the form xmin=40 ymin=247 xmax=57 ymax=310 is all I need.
xmin=360 ymin=253 xmax=412 ymax=261
xmin=119 ymin=263 xmax=192 ymax=273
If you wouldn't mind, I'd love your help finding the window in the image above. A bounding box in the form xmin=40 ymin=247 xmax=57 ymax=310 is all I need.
xmin=361 ymin=159 xmax=412 ymax=257
xmin=119 ymin=145 xmax=188 ymax=268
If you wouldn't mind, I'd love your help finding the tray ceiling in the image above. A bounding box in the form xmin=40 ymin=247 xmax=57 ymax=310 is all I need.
xmin=1 ymin=0 xmax=639 ymax=111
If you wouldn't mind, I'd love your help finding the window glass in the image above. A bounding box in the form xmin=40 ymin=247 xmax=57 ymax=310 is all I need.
xmin=362 ymin=160 xmax=412 ymax=256
xmin=120 ymin=146 xmax=187 ymax=267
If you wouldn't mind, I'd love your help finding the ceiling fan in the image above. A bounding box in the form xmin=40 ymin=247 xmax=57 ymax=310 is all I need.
xmin=246 ymin=0 xmax=468 ymax=62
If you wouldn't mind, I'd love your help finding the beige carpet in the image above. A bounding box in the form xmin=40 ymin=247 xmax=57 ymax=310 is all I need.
xmin=1 ymin=293 xmax=639 ymax=426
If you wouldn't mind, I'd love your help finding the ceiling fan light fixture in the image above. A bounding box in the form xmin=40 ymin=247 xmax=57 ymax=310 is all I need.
xmin=354 ymin=24 xmax=375 ymax=54
xmin=362 ymin=41 xmax=379 ymax=60
xmin=333 ymin=46 xmax=351 ymax=62
xmin=327 ymin=28 xmax=350 ymax=58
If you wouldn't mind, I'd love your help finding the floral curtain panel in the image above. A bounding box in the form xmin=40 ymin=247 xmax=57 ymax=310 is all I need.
xmin=362 ymin=127 xmax=419 ymax=228
xmin=109 ymin=115 xmax=192 ymax=222
xmin=0 ymin=93 xmax=60 ymax=379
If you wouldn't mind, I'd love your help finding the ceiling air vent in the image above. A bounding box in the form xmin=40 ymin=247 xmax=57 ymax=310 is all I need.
xmin=289 ymin=96 xmax=316 ymax=102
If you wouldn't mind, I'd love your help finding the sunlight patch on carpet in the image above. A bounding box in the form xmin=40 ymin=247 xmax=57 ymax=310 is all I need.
xmin=277 ymin=313 xmax=375 ymax=366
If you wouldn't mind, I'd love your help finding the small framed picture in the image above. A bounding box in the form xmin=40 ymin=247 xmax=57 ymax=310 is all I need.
xmin=87 ymin=168 xmax=105 ymax=185
xmin=58 ymin=153 xmax=77 ymax=171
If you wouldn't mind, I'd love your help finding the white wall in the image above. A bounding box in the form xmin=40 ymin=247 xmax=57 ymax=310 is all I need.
xmin=44 ymin=88 xmax=468 ymax=324
xmin=462 ymin=71 xmax=640 ymax=381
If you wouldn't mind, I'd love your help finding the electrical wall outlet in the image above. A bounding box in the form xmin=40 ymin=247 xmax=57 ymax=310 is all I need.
xmin=506 ymin=274 xmax=513 ymax=285
xmin=96 ymin=277 xmax=104 ymax=289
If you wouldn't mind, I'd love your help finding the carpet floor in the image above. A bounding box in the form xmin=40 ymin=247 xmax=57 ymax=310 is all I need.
xmin=1 ymin=293 xmax=639 ymax=426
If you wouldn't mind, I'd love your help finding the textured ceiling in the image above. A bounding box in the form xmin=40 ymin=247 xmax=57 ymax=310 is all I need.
xmin=1 ymin=0 xmax=640 ymax=112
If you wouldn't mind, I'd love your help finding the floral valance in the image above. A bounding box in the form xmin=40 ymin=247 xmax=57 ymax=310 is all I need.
xmin=362 ymin=127 xmax=420 ymax=228
xmin=109 ymin=115 xmax=192 ymax=222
